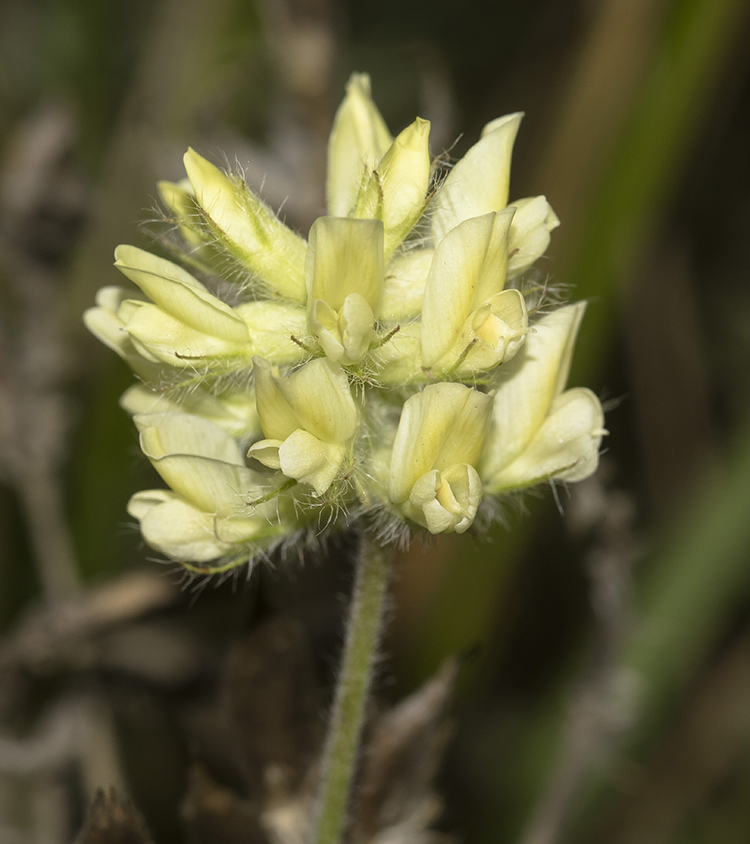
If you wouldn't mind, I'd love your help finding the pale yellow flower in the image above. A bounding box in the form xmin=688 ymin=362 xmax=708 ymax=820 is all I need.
xmin=306 ymin=217 xmax=384 ymax=365
xmin=86 ymin=71 xmax=604 ymax=565
xmin=129 ymin=412 xmax=285 ymax=561
xmin=481 ymin=303 xmax=607 ymax=491
xmin=248 ymin=357 xmax=359 ymax=495
xmin=388 ymin=383 xmax=493 ymax=534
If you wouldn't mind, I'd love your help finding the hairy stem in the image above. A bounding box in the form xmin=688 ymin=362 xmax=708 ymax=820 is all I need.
xmin=313 ymin=534 xmax=393 ymax=844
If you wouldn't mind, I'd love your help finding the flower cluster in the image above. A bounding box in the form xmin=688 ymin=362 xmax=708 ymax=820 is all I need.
xmin=85 ymin=74 xmax=606 ymax=570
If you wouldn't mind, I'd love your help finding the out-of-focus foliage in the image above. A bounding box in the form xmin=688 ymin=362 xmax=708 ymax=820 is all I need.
xmin=1 ymin=0 xmax=750 ymax=842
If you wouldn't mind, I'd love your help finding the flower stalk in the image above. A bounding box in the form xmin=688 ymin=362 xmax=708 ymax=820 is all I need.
xmin=313 ymin=534 xmax=393 ymax=844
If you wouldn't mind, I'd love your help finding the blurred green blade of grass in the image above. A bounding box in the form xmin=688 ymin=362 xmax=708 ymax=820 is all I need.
xmin=568 ymin=0 xmax=750 ymax=386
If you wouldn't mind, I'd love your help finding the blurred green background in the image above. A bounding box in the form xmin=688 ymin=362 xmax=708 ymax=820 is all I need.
xmin=2 ymin=0 xmax=750 ymax=841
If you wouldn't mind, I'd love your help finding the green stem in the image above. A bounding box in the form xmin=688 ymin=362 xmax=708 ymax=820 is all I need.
xmin=313 ymin=534 xmax=393 ymax=844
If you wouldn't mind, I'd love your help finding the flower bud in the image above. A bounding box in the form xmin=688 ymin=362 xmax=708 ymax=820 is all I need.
xmin=354 ymin=118 xmax=432 ymax=258
xmin=480 ymin=303 xmax=607 ymax=491
xmin=389 ymin=383 xmax=492 ymax=533
xmin=248 ymin=358 xmax=359 ymax=494
xmin=183 ymin=148 xmax=307 ymax=301
xmin=327 ymin=73 xmax=392 ymax=217
xmin=432 ymin=112 xmax=523 ymax=242
xmin=421 ymin=211 xmax=527 ymax=374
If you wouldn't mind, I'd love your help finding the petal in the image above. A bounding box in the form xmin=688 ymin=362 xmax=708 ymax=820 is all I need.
xmin=142 ymin=452 xmax=264 ymax=514
xmin=84 ymin=295 xmax=169 ymax=382
xmin=121 ymin=385 xmax=260 ymax=440
xmin=128 ymin=490 xmax=271 ymax=562
xmin=278 ymin=430 xmax=347 ymax=495
xmin=305 ymin=216 xmax=384 ymax=311
xmin=157 ymin=179 xmax=203 ymax=248
xmin=128 ymin=490 xmax=235 ymax=561
xmin=484 ymin=388 xmax=606 ymax=491
xmin=309 ymin=299 xmax=346 ymax=362
xmin=253 ymin=357 xmax=300 ymax=441
xmin=339 ymin=293 xmax=375 ymax=363
xmin=310 ymin=295 xmax=384 ymax=367
xmin=452 ymin=288 xmax=528 ymax=373
xmin=408 ymin=464 xmax=482 ymax=534
xmin=507 ymin=195 xmax=560 ymax=277
xmin=432 ymin=389 xmax=494 ymax=471
xmin=114 ymin=245 xmax=248 ymax=342
xmin=355 ymin=118 xmax=432 ymax=257
xmin=83 ymin=300 xmax=127 ymax=356
xmin=273 ymin=358 xmax=358 ymax=444
xmin=378 ymin=118 xmax=432 ymax=243
xmin=133 ymin=412 xmax=246 ymax=464
xmin=247 ymin=438 xmax=284 ymax=470
xmin=327 ymin=73 xmax=392 ymax=217
xmin=481 ymin=302 xmax=587 ymax=476
xmin=432 ymin=113 xmax=523 ymax=242
xmin=136 ymin=412 xmax=265 ymax=513
xmin=94 ymin=285 xmax=136 ymax=314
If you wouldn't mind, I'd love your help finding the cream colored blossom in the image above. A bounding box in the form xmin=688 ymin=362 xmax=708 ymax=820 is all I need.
xmin=86 ymin=72 xmax=604 ymax=566
xmin=113 ymin=245 xmax=253 ymax=369
xmin=83 ymin=286 xmax=169 ymax=382
xmin=248 ymin=357 xmax=358 ymax=495
xmin=480 ymin=303 xmax=607 ymax=491
xmin=306 ymin=216 xmax=384 ymax=364
xmin=129 ymin=412 xmax=285 ymax=561
xmin=111 ymin=246 xmax=306 ymax=372
xmin=388 ymin=383 xmax=493 ymax=533
xmin=421 ymin=210 xmax=528 ymax=375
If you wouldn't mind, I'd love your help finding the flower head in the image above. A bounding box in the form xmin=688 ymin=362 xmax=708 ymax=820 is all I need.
xmin=85 ymin=73 xmax=605 ymax=569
